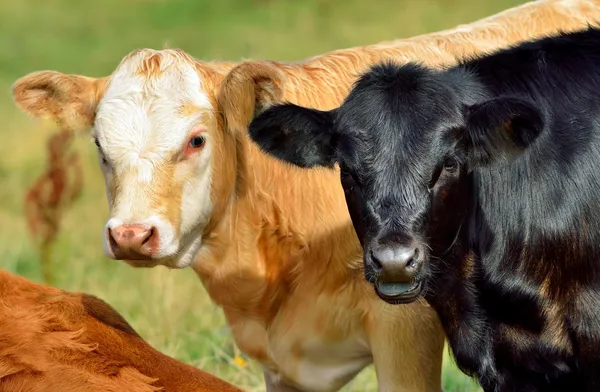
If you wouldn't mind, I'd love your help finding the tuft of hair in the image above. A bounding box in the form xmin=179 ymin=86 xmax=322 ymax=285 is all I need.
xmin=353 ymin=61 xmax=432 ymax=95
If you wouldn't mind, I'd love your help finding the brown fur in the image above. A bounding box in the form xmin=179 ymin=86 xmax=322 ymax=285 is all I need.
xmin=11 ymin=71 xmax=107 ymax=131
xmin=11 ymin=1 xmax=600 ymax=390
xmin=149 ymin=161 xmax=184 ymax=233
xmin=178 ymin=101 xmax=203 ymax=117
xmin=0 ymin=270 xmax=243 ymax=392
xmin=538 ymin=275 xmax=573 ymax=354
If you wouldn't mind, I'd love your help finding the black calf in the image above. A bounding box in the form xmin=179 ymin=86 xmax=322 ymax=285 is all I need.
xmin=249 ymin=27 xmax=600 ymax=391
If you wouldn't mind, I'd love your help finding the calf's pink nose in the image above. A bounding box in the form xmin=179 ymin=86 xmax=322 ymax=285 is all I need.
xmin=108 ymin=224 xmax=157 ymax=260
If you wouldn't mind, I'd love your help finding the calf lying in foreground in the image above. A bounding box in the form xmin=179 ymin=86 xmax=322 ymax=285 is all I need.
xmin=0 ymin=270 xmax=242 ymax=392
xmin=249 ymin=27 xmax=600 ymax=391
xmin=12 ymin=1 xmax=600 ymax=390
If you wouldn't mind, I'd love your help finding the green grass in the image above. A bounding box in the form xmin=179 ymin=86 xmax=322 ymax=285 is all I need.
xmin=0 ymin=0 xmax=526 ymax=390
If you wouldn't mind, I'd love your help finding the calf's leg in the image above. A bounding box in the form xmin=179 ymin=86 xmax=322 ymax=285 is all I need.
xmin=264 ymin=370 xmax=305 ymax=392
xmin=366 ymin=299 xmax=445 ymax=392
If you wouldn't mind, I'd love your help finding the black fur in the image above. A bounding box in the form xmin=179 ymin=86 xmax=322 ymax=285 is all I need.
xmin=249 ymin=104 xmax=337 ymax=168
xmin=249 ymin=27 xmax=600 ymax=391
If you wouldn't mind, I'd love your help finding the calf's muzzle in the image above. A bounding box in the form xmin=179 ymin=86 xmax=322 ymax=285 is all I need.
xmin=367 ymin=237 xmax=424 ymax=304
xmin=108 ymin=224 xmax=158 ymax=260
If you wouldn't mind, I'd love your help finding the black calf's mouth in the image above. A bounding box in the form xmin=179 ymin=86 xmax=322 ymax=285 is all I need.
xmin=375 ymin=281 xmax=423 ymax=304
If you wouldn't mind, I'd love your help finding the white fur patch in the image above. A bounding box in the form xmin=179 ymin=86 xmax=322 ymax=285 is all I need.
xmin=95 ymin=50 xmax=211 ymax=168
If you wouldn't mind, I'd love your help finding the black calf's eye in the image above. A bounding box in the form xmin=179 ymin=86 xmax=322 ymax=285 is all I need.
xmin=340 ymin=167 xmax=362 ymax=192
xmin=443 ymin=158 xmax=458 ymax=173
xmin=341 ymin=171 xmax=354 ymax=191
xmin=430 ymin=158 xmax=459 ymax=189
xmin=189 ymin=135 xmax=205 ymax=148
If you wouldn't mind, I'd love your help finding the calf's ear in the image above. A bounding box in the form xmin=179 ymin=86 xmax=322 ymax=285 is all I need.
xmin=218 ymin=60 xmax=285 ymax=134
xmin=464 ymin=96 xmax=543 ymax=166
xmin=248 ymin=103 xmax=337 ymax=168
xmin=12 ymin=71 xmax=106 ymax=131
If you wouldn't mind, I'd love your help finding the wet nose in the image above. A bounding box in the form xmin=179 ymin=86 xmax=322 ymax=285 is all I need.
xmin=108 ymin=225 xmax=157 ymax=260
xmin=371 ymin=246 xmax=419 ymax=282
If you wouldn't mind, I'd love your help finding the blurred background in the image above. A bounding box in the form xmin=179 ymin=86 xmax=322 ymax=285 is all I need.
xmin=0 ymin=0 xmax=526 ymax=390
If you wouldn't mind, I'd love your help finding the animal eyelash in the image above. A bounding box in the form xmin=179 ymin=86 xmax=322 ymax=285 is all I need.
xmin=93 ymin=138 xmax=109 ymax=165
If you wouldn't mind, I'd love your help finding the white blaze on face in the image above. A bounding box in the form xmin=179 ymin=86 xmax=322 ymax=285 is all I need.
xmin=93 ymin=49 xmax=215 ymax=268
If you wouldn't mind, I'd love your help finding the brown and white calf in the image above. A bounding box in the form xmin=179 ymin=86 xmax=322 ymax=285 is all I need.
xmin=0 ymin=270 xmax=242 ymax=392
xmin=11 ymin=0 xmax=600 ymax=390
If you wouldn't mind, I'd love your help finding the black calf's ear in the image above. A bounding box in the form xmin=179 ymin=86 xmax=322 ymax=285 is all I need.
xmin=248 ymin=103 xmax=337 ymax=168
xmin=464 ymin=96 xmax=544 ymax=166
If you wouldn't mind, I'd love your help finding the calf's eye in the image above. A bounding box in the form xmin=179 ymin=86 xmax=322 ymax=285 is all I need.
xmin=189 ymin=135 xmax=205 ymax=149
xmin=93 ymin=138 xmax=108 ymax=165
xmin=443 ymin=158 xmax=458 ymax=173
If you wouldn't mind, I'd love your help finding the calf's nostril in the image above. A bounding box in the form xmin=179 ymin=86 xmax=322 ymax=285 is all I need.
xmin=405 ymin=248 xmax=420 ymax=269
xmin=370 ymin=250 xmax=383 ymax=271
xmin=108 ymin=228 xmax=118 ymax=246
xmin=108 ymin=228 xmax=125 ymax=255
xmin=141 ymin=227 xmax=154 ymax=246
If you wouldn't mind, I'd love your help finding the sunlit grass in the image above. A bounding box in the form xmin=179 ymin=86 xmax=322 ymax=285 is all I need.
xmin=0 ymin=0 xmax=527 ymax=389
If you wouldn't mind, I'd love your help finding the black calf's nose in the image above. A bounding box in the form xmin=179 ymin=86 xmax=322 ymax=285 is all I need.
xmin=371 ymin=246 xmax=419 ymax=281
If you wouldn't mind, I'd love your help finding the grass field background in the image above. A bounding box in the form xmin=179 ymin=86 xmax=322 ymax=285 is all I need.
xmin=0 ymin=0 xmax=527 ymax=390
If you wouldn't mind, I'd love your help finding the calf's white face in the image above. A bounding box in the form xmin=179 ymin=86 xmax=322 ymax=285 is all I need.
xmin=12 ymin=49 xmax=229 ymax=269
xmin=94 ymin=50 xmax=216 ymax=268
